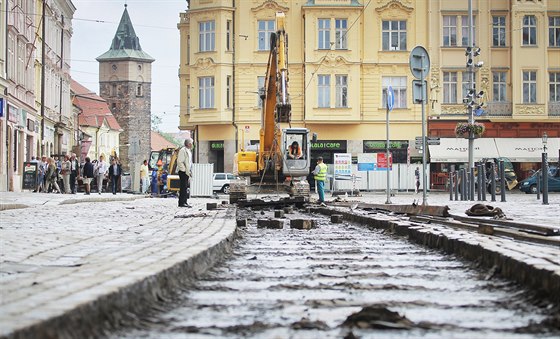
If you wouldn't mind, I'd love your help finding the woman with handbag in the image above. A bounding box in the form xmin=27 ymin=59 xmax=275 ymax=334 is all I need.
xmin=46 ymin=158 xmax=62 ymax=194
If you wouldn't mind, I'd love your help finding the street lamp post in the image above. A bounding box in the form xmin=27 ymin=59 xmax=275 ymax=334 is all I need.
xmin=542 ymin=131 xmax=548 ymax=205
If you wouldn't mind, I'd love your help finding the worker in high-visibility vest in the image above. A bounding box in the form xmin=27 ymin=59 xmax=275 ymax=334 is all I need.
xmin=312 ymin=156 xmax=328 ymax=206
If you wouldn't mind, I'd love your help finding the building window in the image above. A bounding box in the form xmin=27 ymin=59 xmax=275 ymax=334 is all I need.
xmin=549 ymin=17 xmax=560 ymax=47
xmin=318 ymin=19 xmax=331 ymax=50
xmin=382 ymin=20 xmax=407 ymax=51
xmin=199 ymin=76 xmax=214 ymax=109
xmin=17 ymin=40 xmax=24 ymax=85
xmin=318 ymin=75 xmax=330 ymax=108
xmin=226 ymin=20 xmax=232 ymax=51
xmin=461 ymin=16 xmax=476 ymax=46
xmin=257 ymin=76 xmax=265 ymax=108
xmin=462 ymin=71 xmax=471 ymax=100
xmin=136 ymin=84 xmax=143 ymax=97
xmin=443 ymin=72 xmax=458 ymax=104
xmin=382 ymin=77 xmax=407 ymax=108
xmin=492 ymin=16 xmax=506 ymax=47
xmin=550 ymin=72 xmax=560 ymax=102
xmin=523 ymin=71 xmax=537 ymax=103
xmin=199 ymin=21 xmax=215 ymax=52
xmin=443 ymin=16 xmax=457 ymax=46
xmin=226 ymin=75 xmax=231 ymax=108
xmin=111 ymin=84 xmax=117 ymax=97
xmin=335 ymin=19 xmax=348 ymax=49
xmin=111 ymin=103 xmax=116 ymax=111
xmin=522 ymin=15 xmax=537 ymax=46
xmin=335 ymin=75 xmax=348 ymax=108
xmin=7 ymin=34 xmax=15 ymax=80
xmin=258 ymin=20 xmax=274 ymax=51
xmin=492 ymin=71 xmax=507 ymax=102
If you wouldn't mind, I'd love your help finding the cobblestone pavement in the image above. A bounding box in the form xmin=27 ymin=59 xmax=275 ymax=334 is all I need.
xmin=0 ymin=193 xmax=236 ymax=337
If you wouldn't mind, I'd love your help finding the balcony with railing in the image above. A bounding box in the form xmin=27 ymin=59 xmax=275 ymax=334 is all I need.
xmin=486 ymin=102 xmax=512 ymax=117
xmin=549 ymin=102 xmax=560 ymax=117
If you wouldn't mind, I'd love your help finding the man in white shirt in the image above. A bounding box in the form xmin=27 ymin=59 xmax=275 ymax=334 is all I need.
xmin=177 ymin=138 xmax=193 ymax=207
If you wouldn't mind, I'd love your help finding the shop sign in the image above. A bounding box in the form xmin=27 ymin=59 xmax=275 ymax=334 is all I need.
xmin=0 ymin=98 xmax=4 ymax=117
xmin=7 ymin=104 xmax=18 ymax=123
xmin=210 ymin=141 xmax=224 ymax=150
xmin=311 ymin=140 xmax=347 ymax=151
xmin=363 ymin=140 xmax=408 ymax=151
xmin=27 ymin=119 xmax=35 ymax=132
xmin=22 ymin=162 xmax=38 ymax=190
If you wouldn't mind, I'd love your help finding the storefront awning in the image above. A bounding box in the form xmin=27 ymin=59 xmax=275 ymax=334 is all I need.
xmin=429 ymin=138 xmax=560 ymax=163
xmin=428 ymin=138 xmax=499 ymax=163
xmin=494 ymin=138 xmax=559 ymax=163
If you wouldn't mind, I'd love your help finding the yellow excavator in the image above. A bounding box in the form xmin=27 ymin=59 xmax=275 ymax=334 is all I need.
xmin=233 ymin=12 xmax=314 ymax=203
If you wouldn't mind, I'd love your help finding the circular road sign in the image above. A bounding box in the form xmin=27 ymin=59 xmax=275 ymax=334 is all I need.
xmin=387 ymin=86 xmax=395 ymax=111
xmin=409 ymin=46 xmax=430 ymax=80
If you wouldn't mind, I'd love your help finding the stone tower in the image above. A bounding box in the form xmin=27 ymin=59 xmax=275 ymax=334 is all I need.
xmin=96 ymin=4 xmax=154 ymax=182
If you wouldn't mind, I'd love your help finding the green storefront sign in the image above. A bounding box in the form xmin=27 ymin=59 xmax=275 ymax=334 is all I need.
xmin=363 ymin=140 xmax=408 ymax=150
xmin=311 ymin=140 xmax=347 ymax=151
xmin=210 ymin=141 xmax=224 ymax=150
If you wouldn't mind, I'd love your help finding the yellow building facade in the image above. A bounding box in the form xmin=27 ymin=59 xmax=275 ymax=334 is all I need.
xmin=178 ymin=0 xmax=560 ymax=174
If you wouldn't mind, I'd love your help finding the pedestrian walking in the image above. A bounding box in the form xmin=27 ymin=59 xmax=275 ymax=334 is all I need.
xmin=61 ymin=155 xmax=71 ymax=194
xmin=38 ymin=156 xmax=48 ymax=192
xmin=69 ymin=153 xmax=79 ymax=194
xmin=107 ymin=158 xmax=122 ymax=195
xmin=177 ymin=138 xmax=193 ymax=207
xmin=95 ymin=155 xmax=108 ymax=194
xmin=415 ymin=166 xmax=420 ymax=194
xmin=312 ymin=157 xmax=328 ymax=206
xmin=45 ymin=158 xmax=62 ymax=194
xmin=82 ymin=157 xmax=94 ymax=195
xmin=140 ymin=159 xmax=149 ymax=194
xmin=31 ymin=156 xmax=40 ymax=192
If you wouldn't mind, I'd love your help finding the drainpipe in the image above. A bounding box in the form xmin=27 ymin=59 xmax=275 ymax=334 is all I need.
xmin=59 ymin=15 xmax=63 ymax=123
xmin=5 ymin=0 xmax=9 ymax=188
xmin=40 ymin=0 xmax=46 ymax=156
xmin=232 ymin=0 xmax=238 ymax=153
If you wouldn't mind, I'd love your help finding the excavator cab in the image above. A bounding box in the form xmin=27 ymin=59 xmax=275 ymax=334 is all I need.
xmin=282 ymin=128 xmax=311 ymax=178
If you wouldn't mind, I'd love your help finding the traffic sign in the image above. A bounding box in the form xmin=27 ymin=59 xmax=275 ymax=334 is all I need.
xmin=412 ymin=80 xmax=428 ymax=103
xmin=386 ymin=86 xmax=395 ymax=111
xmin=426 ymin=137 xmax=440 ymax=145
xmin=409 ymin=46 xmax=430 ymax=80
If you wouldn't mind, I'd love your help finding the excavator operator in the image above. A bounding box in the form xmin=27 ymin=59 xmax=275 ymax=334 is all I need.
xmin=288 ymin=141 xmax=302 ymax=159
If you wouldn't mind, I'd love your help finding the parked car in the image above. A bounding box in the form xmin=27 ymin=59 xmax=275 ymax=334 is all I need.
xmin=519 ymin=166 xmax=560 ymax=194
xmin=213 ymin=173 xmax=239 ymax=194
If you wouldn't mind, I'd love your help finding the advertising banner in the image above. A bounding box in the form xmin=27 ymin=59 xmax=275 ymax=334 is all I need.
xmin=334 ymin=153 xmax=352 ymax=176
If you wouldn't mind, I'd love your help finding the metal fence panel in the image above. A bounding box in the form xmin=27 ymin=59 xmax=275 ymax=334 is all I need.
xmin=191 ymin=163 xmax=213 ymax=197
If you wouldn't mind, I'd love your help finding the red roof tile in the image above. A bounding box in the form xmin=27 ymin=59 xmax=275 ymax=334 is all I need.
xmin=151 ymin=131 xmax=177 ymax=151
xmin=71 ymin=79 xmax=122 ymax=131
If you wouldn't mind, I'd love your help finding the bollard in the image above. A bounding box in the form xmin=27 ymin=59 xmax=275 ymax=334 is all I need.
xmin=499 ymin=160 xmax=506 ymax=202
xmin=454 ymin=172 xmax=459 ymax=201
xmin=490 ymin=163 xmax=496 ymax=202
xmin=470 ymin=167 xmax=476 ymax=201
xmin=461 ymin=169 xmax=467 ymax=201
xmin=481 ymin=163 xmax=487 ymax=201
xmin=476 ymin=164 xmax=482 ymax=201
xmin=542 ymin=152 xmax=549 ymax=205
xmin=449 ymin=171 xmax=454 ymax=201
xmin=536 ymin=172 xmax=541 ymax=200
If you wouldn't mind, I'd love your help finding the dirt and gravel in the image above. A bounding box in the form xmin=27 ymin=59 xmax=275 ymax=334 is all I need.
xmin=111 ymin=205 xmax=560 ymax=338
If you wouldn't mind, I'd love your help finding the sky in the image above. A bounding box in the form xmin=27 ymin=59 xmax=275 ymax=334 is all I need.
xmin=70 ymin=0 xmax=187 ymax=133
